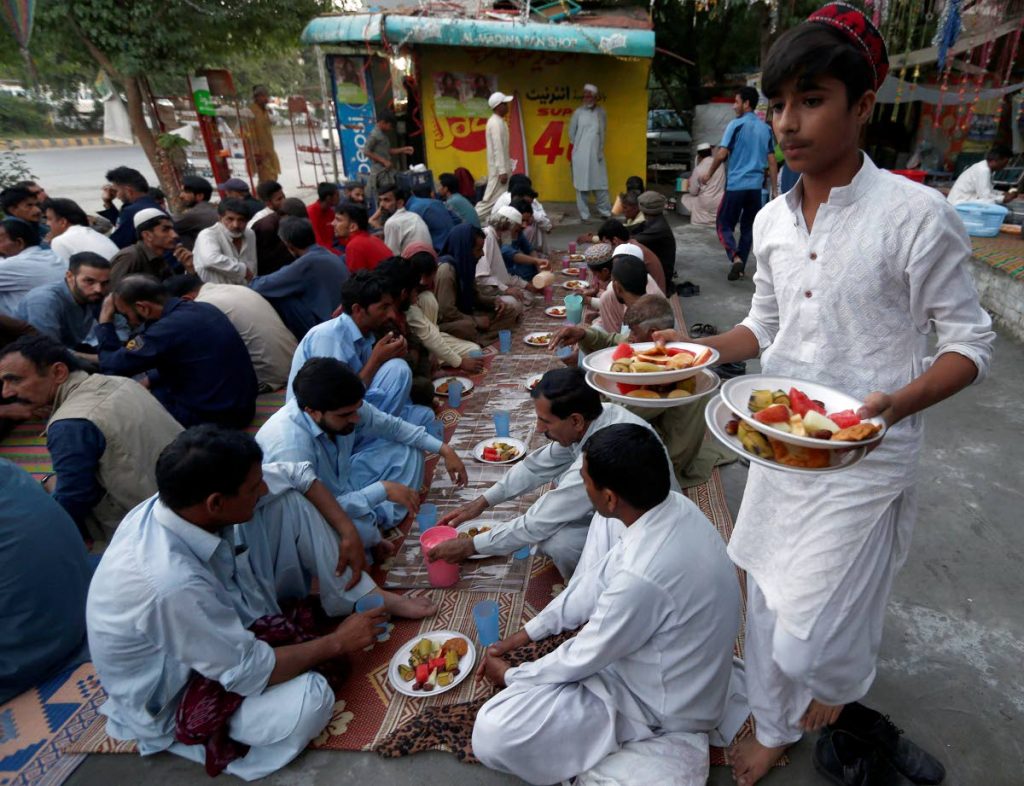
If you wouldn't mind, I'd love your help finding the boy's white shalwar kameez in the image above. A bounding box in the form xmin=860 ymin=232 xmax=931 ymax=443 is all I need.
xmin=472 ymin=403 xmax=679 ymax=578
xmin=473 ymin=492 xmax=744 ymax=785
xmin=731 ymin=156 xmax=994 ymax=746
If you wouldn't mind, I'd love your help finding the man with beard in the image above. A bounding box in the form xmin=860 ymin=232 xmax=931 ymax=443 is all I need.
xmin=173 ymin=176 xmax=219 ymax=251
xmin=96 ymin=274 xmax=258 ymax=428
xmin=16 ymin=252 xmax=112 ymax=362
xmin=428 ymin=367 xmax=678 ymax=579
xmin=0 ymin=334 xmax=182 ymax=540
xmin=376 ymin=187 xmax=431 ymax=255
xmin=193 ymin=199 xmax=257 ymax=285
xmin=258 ymin=357 xmax=466 ymax=556
xmin=568 ymin=84 xmax=611 ymax=221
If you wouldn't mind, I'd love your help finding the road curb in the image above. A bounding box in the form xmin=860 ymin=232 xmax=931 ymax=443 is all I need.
xmin=4 ymin=136 xmax=130 ymax=151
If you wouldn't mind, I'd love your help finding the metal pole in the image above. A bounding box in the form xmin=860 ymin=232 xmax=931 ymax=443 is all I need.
xmin=314 ymin=45 xmax=341 ymax=183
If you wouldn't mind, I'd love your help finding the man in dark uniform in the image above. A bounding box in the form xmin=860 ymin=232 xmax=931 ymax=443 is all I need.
xmin=95 ymin=274 xmax=258 ymax=428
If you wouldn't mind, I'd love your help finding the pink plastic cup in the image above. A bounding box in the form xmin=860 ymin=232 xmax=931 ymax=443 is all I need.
xmin=420 ymin=526 xmax=461 ymax=588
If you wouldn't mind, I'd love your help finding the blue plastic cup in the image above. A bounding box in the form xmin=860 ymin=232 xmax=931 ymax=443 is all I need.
xmin=564 ymin=294 xmax=584 ymax=325
xmin=469 ymin=349 xmax=484 ymax=358
xmin=416 ymin=503 xmax=437 ymax=531
xmin=493 ymin=410 xmax=510 ymax=437
xmin=555 ymin=346 xmax=573 ymax=359
xmin=473 ymin=599 xmax=501 ymax=648
xmin=447 ymin=380 xmax=463 ymax=408
xmin=355 ymin=592 xmax=388 ymax=641
xmin=513 ymin=545 xmax=531 ymax=560
xmin=498 ymin=330 xmax=512 ymax=353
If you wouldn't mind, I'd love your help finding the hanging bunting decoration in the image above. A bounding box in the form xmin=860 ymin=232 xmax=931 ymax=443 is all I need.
xmin=0 ymin=0 xmax=35 ymax=48
xmin=933 ymin=0 xmax=962 ymax=71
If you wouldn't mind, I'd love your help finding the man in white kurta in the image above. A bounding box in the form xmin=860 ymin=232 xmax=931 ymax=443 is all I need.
xmin=472 ymin=424 xmax=743 ymax=785
xmin=728 ymin=157 xmax=995 ymax=751
xmin=192 ymin=203 xmax=257 ymax=285
xmin=475 ymin=92 xmax=513 ymax=223
xmin=427 ymin=368 xmax=678 ymax=578
xmin=946 ymin=146 xmax=1017 ymax=206
xmin=568 ymin=84 xmax=611 ymax=221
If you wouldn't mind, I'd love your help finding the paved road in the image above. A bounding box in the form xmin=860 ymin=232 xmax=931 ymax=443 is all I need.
xmin=17 ymin=131 xmax=323 ymax=213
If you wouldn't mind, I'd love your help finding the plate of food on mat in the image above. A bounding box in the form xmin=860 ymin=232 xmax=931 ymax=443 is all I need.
xmin=389 ymin=631 xmax=476 ymax=697
xmin=525 ymin=373 xmax=544 ymax=392
xmin=720 ymin=376 xmax=886 ymax=450
xmin=705 ymin=397 xmax=868 ymax=474
xmin=582 ymin=341 xmax=718 ymax=385
xmin=585 ymin=368 xmax=720 ymax=409
xmin=472 ymin=438 xmax=527 ymax=464
xmin=560 ymin=266 xmax=583 ymax=277
xmin=524 ymin=332 xmax=554 ymax=347
xmin=567 ymin=253 xmax=585 ymax=263
xmin=545 ymin=305 xmax=567 ymax=318
xmin=456 ymin=522 xmax=495 ymax=559
xmin=561 ymin=279 xmax=587 ymax=291
xmin=433 ymin=375 xmax=475 ymax=397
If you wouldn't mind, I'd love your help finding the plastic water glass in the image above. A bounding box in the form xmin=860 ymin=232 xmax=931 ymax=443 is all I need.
xmin=416 ymin=502 xmax=437 ymax=531
xmin=568 ymin=241 xmax=577 ymax=255
xmin=513 ymin=545 xmax=531 ymax=560
xmin=469 ymin=349 xmax=484 ymax=358
xmin=447 ymin=380 xmax=462 ymax=408
xmin=473 ymin=600 xmax=500 ymax=648
xmin=493 ymin=410 xmax=511 ymax=437
xmin=543 ymin=285 xmax=554 ymax=305
xmin=578 ymin=265 xmax=589 ymax=281
xmin=498 ymin=330 xmax=512 ymax=353
xmin=564 ymin=294 xmax=584 ymax=325
xmin=355 ymin=593 xmax=388 ymax=641
xmin=555 ymin=346 xmax=573 ymax=360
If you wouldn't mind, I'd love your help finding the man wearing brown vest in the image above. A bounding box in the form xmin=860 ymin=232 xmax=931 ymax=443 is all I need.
xmin=0 ymin=334 xmax=182 ymax=542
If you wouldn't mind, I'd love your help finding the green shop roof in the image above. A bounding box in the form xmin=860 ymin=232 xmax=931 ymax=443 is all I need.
xmin=301 ymin=14 xmax=655 ymax=58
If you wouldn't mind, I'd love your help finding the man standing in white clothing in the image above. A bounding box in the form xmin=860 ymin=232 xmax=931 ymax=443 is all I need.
xmin=946 ymin=145 xmax=1018 ymax=206
xmin=475 ymin=92 xmax=513 ymax=223
xmin=193 ymin=199 xmax=257 ymax=285
xmin=568 ymin=84 xmax=611 ymax=221
xmin=472 ymin=424 xmax=744 ymax=786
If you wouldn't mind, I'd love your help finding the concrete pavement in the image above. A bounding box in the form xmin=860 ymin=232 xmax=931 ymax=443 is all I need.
xmin=66 ymin=217 xmax=1023 ymax=786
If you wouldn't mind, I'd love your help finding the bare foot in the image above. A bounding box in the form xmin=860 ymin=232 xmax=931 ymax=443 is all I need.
xmin=371 ymin=539 xmax=396 ymax=563
xmin=730 ymin=736 xmax=789 ymax=786
xmin=801 ymin=699 xmax=843 ymax=732
xmin=381 ymin=591 xmax=436 ymax=619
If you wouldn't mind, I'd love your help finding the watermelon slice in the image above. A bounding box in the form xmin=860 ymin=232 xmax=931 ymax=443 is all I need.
xmin=611 ymin=343 xmax=634 ymax=360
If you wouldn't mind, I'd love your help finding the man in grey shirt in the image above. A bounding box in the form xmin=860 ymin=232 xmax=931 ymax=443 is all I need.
xmin=362 ymin=112 xmax=412 ymax=201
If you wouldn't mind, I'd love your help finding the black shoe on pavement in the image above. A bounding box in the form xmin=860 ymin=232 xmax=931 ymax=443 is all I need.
xmin=676 ymin=281 xmax=700 ymax=297
xmin=832 ymin=704 xmax=946 ymax=785
xmin=727 ymin=260 xmax=744 ymax=281
xmin=814 ymin=729 xmax=914 ymax=786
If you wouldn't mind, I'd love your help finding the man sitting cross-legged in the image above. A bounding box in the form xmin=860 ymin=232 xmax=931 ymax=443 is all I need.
xmin=429 ymin=366 xmax=678 ymax=579
xmin=286 ymin=271 xmax=435 ymax=430
xmin=472 ymin=424 xmax=745 ymax=786
xmin=87 ymin=426 xmax=436 ymax=780
xmin=258 ymin=357 xmax=467 ymax=559
xmin=0 ymin=335 xmax=182 ymax=541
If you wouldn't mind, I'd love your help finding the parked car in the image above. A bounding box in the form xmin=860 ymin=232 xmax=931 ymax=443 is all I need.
xmin=647 ymin=109 xmax=692 ymax=168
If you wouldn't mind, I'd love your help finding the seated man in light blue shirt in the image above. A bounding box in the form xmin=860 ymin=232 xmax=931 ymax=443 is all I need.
xmin=87 ymin=426 xmax=436 ymax=780
xmin=287 ymin=271 xmax=436 ymax=432
xmin=260 ymin=357 xmax=467 ymax=558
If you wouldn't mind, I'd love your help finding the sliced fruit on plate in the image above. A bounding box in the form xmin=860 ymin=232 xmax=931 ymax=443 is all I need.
xmin=611 ymin=343 xmax=634 ymax=361
xmin=788 ymin=387 xmax=825 ymax=417
xmin=693 ymin=348 xmax=714 ymax=366
xmin=828 ymin=409 xmax=861 ymax=429
xmin=803 ymin=410 xmax=840 ymax=435
xmin=753 ymin=404 xmax=789 ymax=424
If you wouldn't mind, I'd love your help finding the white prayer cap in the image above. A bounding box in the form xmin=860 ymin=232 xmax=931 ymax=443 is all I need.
xmin=615 ymin=243 xmax=645 ymax=261
xmin=583 ymin=83 xmax=598 ymax=94
xmin=488 ymin=91 xmax=514 ymax=109
xmin=497 ymin=205 xmax=523 ymax=225
xmin=133 ymin=208 xmax=169 ymax=229
xmin=696 ymin=142 xmax=713 ymax=153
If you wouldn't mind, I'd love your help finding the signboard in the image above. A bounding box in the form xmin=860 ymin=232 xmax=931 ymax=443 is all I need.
xmin=329 ymin=55 xmax=376 ymax=181
xmin=419 ymin=48 xmax=649 ymax=201
xmin=191 ymin=75 xmax=216 ymax=117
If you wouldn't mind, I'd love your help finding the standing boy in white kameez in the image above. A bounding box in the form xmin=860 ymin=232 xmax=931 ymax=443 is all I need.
xmin=475 ymin=92 xmax=513 ymax=223
xmin=428 ymin=367 xmax=678 ymax=578
xmin=472 ymin=424 xmax=745 ymax=786
xmin=654 ymin=6 xmax=993 ymax=784
xmin=568 ymin=84 xmax=611 ymax=221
